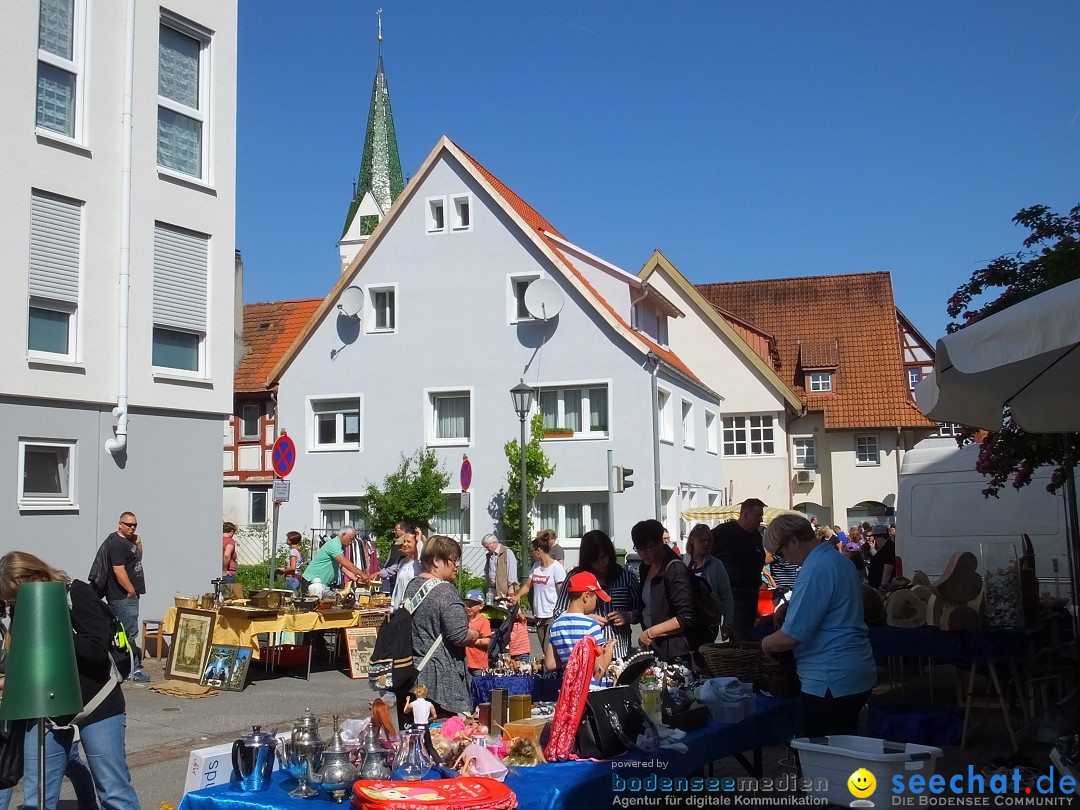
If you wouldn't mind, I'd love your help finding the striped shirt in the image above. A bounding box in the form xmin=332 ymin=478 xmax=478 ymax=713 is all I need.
xmin=548 ymin=613 xmax=605 ymax=668
xmin=553 ymin=565 xmax=641 ymax=659
xmin=770 ymin=558 xmax=800 ymax=593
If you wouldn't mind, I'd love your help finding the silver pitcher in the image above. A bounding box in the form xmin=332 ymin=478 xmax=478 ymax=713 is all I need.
xmin=277 ymin=709 xmax=324 ymax=798
xmin=357 ymin=720 xmax=391 ymax=780
xmin=231 ymin=726 xmax=277 ymax=792
xmin=307 ymin=715 xmax=357 ymax=802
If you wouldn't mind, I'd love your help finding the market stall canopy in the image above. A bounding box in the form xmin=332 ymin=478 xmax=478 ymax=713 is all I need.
xmin=681 ymin=505 xmax=789 ymax=525
xmin=914 ymin=277 xmax=1080 ymax=433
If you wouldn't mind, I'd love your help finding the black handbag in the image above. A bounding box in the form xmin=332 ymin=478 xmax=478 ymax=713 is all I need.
xmin=0 ymin=718 xmax=25 ymax=790
xmin=574 ymin=686 xmax=659 ymax=759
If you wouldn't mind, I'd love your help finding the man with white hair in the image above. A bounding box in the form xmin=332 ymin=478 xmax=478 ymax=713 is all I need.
xmin=481 ymin=533 xmax=519 ymax=603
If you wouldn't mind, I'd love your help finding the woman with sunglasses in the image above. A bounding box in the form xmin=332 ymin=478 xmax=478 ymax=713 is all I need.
xmin=760 ymin=512 xmax=875 ymax=737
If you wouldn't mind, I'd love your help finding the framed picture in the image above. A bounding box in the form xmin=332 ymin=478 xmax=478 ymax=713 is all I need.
xmin=201 ymin=644 xmax=239 ymax=688
xmin=228 ymin=648 xmax=253 ymax=692
xmin=166 ymin=608 xmax=217 ymax=683
xmin=344 ymin=627 xmax=378 ymax=679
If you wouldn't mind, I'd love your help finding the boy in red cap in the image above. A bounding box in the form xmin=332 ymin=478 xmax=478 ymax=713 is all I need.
xmin=544 ymin=571 xmax=616 ymax=681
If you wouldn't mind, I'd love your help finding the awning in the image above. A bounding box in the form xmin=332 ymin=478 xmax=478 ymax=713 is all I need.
xmin=681 ymin=505 xmax=789 ymax=525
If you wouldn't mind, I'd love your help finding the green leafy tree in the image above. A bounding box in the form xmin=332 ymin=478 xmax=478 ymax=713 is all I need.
xmin=945 ymin=204 xmax=1080 ymax=496
xmin=501 ymin=414 xmax=557 ymax=561
xmin=361 ymin=449 xmax=450 ymax=542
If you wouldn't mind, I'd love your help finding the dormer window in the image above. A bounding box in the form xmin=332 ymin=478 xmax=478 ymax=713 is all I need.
xmin=808 ymin=372 xmax=832 ymax=392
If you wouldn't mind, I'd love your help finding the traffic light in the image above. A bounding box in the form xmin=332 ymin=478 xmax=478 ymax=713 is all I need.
xmin=613 ymin=465 xmax=634 ymax=493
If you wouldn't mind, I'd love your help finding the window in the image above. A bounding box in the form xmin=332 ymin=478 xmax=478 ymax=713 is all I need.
xmin=153 ymin=222 xmax=208 ymax=374
xmin=723 ymin=415 xmax=775 ymax=457
xmin=158 ymin=14 xmax=210 ymax=179
xmin=657 ymin=389 xmax=673 ymax=443
xmin=537 ymin=384 xmax=609 ymax=437
xmin=427 ymin=389 xmax=472 ymax=445
xmin=249 ymin=490 xmax=268 ymax=524
xmin=681 ymin=400 xmax=695 ymax=448
xmin=908 ymin=368 xmax=921 ymax=389
xmin=367 ymin=285 xmax=396 ymax=333
xmin=426 ymin=197 xmax=446 ymax=233
xmin=28 ymin=191 xmax=82 ymax=359
xmin=452 ymin=195 xmax=471 ymax=231
xmin=36 ymin=0 xmax=84 ymax=140
xmin=239 ymin=403 xmax=260 ymax=440
xmin=660 ymin=488 xmax=675 ymax=524
xmin=808 ymin=372 xmax=833 ymax=392
xmin=309 ymin=397 xmax=362 ymax=451
xmin=856 ymin=434 xmax=880 ymax=465
xmin=705 ymin=410 xmax=718 ymax=454
xmin=433 ymin=494 xmax=468 ymax=541
xmin=317 ymin=497 xmax=367 ymax=535
xmin=536 ymin=498 xmax=608 ymax=539
xmin=792 ymin=437 xmax=817 ymax=469
xmin=508 ymin=273 xmax=540 ymax=322
xmin=19 ymin=439 xmax=76 ymax=509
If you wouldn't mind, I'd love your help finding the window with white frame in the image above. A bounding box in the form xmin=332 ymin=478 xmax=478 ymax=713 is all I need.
xmin=538 ymin=384 xmax=609 ymax=437
xmin=28 ymin=190 xmax=82 ymax=360
xmin=792 ymin=437 xmax=817 ymax=469
xmin=908 ymin=368 xmax=921 ymax=389
xmin=152 ymin=222 xmax=208 ymax=374
xmin=658 ymin=388 xmax=673 ymax=443
xmin=249 ymin=490 xmax=268 ymax=524
xmin=452 ymin=195 xmax=471 ymax=231
xmin=36 ymin=0 xmax=85 ymax=140
xmin=537 ymin=497 xmax=608 ymax=539
xmin=660 ymin=488 xmax=675 ymax=525
xmin=367 ymin=285 xmax=396 ymax=333
xmin=19 ymin=439 xmax=76 ymax=509
xmin=426 ymin=197 xmax=446 ymax=233
xmin=433 ymin=494 xmax=469 ymax=541
xmin=705 ymin=410 xmax=718 ymax=454
xmin=723 ymin=415 xmax=775 ymax=457
xmin=157 ymin=13 xmax=211 ymax=179
xmin=317 ymin=498 xmax=367 ymax=535
xmin=508 ymin=273 xmax=540 ymax=322
xmin=856 ymin=434 xmax=880 ymax=465
xmin=808 ymin=372 xmax=833 ymax=392
xmin=239 ymin=403 xmax=260 ymax=440
xmin=309 ymin=397 xmax=362 ymax=450
xmin=707 ymin=492 xmax=721 ymax=507
xmin=427 ymin=389 xmax=472 ymax=445
xmin=681 ymin=400 xmax=695 ymax=448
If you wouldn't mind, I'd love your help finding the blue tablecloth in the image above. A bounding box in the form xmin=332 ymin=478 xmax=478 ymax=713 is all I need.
xmin=178 ymin=696 xmax=798 ymax=810
xmin=470 ymin=673 xmax=563 ymax=706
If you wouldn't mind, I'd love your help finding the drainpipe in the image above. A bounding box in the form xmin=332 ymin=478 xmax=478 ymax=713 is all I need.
xmin=106 ymin=0 xmax=136 ymax=456
xmin=648 ymin=352 xmax=662 ymax=520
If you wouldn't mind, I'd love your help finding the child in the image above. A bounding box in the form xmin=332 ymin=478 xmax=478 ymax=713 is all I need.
xmin=508 ymin=609 xmax=531 ymax=663
xmin=544 ymin=572 xmax=616 ymax=684
xmin=463 ymin=590 xmax=491 ymax=675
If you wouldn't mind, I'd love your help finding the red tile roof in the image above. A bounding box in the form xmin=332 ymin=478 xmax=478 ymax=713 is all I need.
xmin=236 ymin=299 xmax=322 ymax=393
xmin=456 ymin=144 xmax=701 ymax=383
xmin=696 ymin=273 xmax=934 ymax=429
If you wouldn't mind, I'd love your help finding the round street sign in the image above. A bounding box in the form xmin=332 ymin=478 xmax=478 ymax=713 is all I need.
xmin=272 ymin=434 xmax=297 ymax=478
xmin=460 ymin=455 xmax=472 ymax=492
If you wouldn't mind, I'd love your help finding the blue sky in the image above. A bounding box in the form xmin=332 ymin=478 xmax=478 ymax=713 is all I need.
xmin=237 ymin=1 xmax=1079 ymax=342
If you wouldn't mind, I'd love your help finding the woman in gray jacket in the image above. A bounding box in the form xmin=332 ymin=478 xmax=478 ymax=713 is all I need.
xmin=683 ymin=523 xmax=735 ymax=642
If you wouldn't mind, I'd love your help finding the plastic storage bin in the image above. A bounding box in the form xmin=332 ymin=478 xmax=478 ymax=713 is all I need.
xmin=791 ymin=735 xmax=943 ymax=806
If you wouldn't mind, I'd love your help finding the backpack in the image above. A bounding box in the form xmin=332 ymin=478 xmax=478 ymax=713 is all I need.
xmin=368 ymin=578 xmax=443 ymax=693
xmin=64 ymin=583 xmax=134 ymax=722
xmin=87 ymin=539 xmax=111 ymax=598
xmin=667 ymin=559 xmax=723 ymax=628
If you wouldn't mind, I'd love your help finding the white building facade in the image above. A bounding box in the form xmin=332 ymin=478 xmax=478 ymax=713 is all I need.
xmin=0 ymin=0 xmax=237 ymax=620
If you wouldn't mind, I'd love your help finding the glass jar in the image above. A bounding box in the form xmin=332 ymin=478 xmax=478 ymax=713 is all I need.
xmin=640 ymin=675 xmax=663 ymax=725
xmin=981 ymin=542 xmax=1023 ymax=628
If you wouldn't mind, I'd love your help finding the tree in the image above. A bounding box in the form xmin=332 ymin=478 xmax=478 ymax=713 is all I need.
xmin=361 ymin=449 xmax=450 ymax=542
xmin=501 ymin=414 xmax=556 ymax=559
xmin=945 ymin=204 xmax=1080 ymax=496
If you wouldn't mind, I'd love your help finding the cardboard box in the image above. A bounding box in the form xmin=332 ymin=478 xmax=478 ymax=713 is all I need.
xmin=183 ymin=731 xmax=289 ymax=794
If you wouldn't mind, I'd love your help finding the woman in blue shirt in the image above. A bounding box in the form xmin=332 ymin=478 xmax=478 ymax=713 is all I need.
xmin=760 ymin=512 xmax=876 ymax=737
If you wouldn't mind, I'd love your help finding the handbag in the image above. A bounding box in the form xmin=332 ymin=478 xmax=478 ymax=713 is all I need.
xmin=574 ymin=686 xmax=658 ymax=760
xmin=0 ymin=718 xmax=25 ymax=790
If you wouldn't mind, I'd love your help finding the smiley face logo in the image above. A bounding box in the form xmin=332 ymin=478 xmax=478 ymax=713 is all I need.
xmin=848 ymin=768 xmax=876 ymax=798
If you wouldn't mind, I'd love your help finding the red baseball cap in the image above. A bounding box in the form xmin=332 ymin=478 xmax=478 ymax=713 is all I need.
xmin=568 ymin=571 xmax=610 ymax=601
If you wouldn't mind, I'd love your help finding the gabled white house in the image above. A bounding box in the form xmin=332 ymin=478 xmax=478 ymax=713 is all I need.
xmin=267 ymin=137 xmax=723 ymax=566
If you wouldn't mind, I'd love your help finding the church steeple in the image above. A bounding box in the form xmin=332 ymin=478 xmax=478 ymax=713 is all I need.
xmin=339 ymin=9 xmax=404 ymax=270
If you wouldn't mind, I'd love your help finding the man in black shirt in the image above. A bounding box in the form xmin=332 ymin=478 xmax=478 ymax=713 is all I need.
xmin=105 ymin=511 xmax=149 ymax=682
xmin=711 ymin=499 xmax=766 ymax=642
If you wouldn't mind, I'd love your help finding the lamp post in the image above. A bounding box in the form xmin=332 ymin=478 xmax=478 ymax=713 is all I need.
xmin=510 ymin=381 xmax=535 ymax=581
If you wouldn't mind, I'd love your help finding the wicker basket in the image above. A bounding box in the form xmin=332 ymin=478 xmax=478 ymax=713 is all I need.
xmin=698 ymin=642 xmax=761 ymax=684
xmin=758 ymin=650 xmax=801 ymax=697
xmin=357 ymin=611 xmax=387 ymax=628
xmin=174 ymin=595 xmax=198 ymax=609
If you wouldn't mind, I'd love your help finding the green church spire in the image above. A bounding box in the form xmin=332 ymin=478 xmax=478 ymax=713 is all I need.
xmin=342 ymin=11 xmax=404 ymax=239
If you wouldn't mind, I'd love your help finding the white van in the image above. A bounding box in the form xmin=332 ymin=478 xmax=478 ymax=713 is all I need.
xmin=897 ymin=438 xmax=1073 ymax=600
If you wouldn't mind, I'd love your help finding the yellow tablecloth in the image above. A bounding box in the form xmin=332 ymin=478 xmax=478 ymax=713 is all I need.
xmin=162 ymin=608 xmax=385 ymax=659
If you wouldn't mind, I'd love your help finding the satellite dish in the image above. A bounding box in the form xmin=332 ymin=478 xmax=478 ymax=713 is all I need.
xmin=524 ymin=278 xmax=564 ymax=322
xmin=337 ymin=286 xmax=365 ymax=319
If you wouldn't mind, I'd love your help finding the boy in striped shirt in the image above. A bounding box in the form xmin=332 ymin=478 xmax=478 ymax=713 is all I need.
xmin=544 ymin=572 xmax=616 ymax=682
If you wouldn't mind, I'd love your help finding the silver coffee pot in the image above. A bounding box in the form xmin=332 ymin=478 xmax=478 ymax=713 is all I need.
xmin=277 ymin=709 xmax=323 ymax=798
xmin=231 ymin=726 xmax=277 ymax=792
xmin=358 ymin=720 xmax=391 ymax=780
xmin=307 ymin=715 xmax=357 ymax=802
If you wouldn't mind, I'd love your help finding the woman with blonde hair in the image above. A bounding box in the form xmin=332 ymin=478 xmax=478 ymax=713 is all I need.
xmin=0 ymin=551 xmax=141 ymax=810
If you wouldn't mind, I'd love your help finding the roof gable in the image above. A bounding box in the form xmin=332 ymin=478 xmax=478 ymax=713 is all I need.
xmin=235 ymin=299 xmax=322 ymax=393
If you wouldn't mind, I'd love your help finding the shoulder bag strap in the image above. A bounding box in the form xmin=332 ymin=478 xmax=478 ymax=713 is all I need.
xmin=406 ymin=579 xmax=444 ymax=672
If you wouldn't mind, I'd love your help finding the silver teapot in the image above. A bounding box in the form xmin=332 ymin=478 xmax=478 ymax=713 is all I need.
xmin=277 ymin=709 xmax=323 ymax=798
xmin=357 ymin=720 xmax=391 ymax=780
xmin=307 ymin=715 xmax=357 ymax=802
xmin=232 ymin=726 xmax=277 ymax=792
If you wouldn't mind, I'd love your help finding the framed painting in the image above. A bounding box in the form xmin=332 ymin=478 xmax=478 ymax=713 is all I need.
xmin=201 ymin=644 xmax=238 ymax=688
xmin=344 ymin=627 xmax=378 ymax=680
xmin=166 ymin=608 xmax=217 ymax=683
xmin=228 ymin=648 xmax=253 ymax=692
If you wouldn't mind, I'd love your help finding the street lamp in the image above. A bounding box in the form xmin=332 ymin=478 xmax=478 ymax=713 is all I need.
xmin=510 ymin=381 xmax=535 ymax=581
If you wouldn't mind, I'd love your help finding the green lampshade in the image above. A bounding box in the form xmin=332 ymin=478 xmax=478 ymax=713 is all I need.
xmin=0 ymin=581 xmax=83 ymax=720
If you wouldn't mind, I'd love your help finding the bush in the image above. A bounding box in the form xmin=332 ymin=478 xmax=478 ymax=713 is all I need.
xmin=235 ymin=563 xmax=275 ymax=593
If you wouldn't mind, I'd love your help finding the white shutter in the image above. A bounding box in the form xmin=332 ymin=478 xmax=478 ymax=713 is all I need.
xmin=153 ymin=222 xmax=207 ymax=331
xmin=29 ymin=191 xmax=81 ymax=303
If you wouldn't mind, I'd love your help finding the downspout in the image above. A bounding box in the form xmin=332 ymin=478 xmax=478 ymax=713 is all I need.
xmin=106 ymin=0 xmax=136 ymax=455
xmin=649 ymin=352 xmax=662 ymax=520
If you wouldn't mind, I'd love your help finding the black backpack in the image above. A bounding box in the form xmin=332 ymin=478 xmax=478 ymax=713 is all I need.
xmin=87 ymin=540 xmax=111 ymax=598
xmin=368 ymin=579 xmax=443 ymax=693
